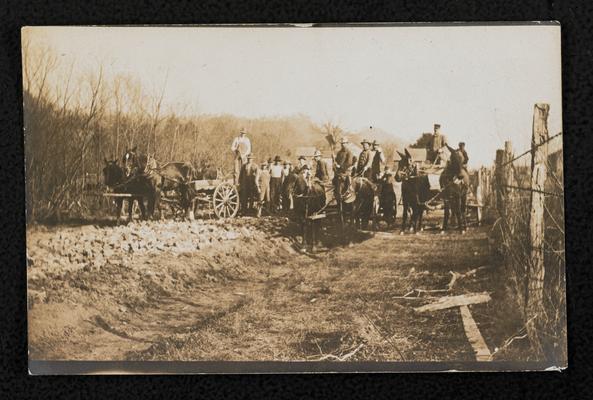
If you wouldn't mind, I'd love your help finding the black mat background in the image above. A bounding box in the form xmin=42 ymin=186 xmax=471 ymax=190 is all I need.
xmin=1 ymin=0 xmax=592 ymax=398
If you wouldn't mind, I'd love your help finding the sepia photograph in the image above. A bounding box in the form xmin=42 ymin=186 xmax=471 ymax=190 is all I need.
xmin=23 ymin=24 xmax=566 ymax=373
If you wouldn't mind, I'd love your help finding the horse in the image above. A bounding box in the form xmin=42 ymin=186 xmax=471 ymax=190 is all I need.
xmin=102 ymin=159 xmax=159 ymax=223
xmin=334 ymin=172 xmax=379 ymax=231
xmin=158 ymin=161 xmax=198 ymax=218
xmin=394 ymin=149 xmax=433 ymax=234
xmin=122 ymin=148 xmax=197 ymax=219
xmin=439 ymin=148 xmax=469 ymax=233
xmin=333 ymin=172 xmax=355 ymax=230
xmin=284 ymin=172 xmax=326 ymax=250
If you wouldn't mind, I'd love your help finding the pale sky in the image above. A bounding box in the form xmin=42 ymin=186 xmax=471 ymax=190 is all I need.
xmin=24 ymin=25 xmax=562 ymax=167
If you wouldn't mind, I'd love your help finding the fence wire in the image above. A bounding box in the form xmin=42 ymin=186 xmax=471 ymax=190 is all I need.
xmin=488 ymin=131 xmax=565 ymax=363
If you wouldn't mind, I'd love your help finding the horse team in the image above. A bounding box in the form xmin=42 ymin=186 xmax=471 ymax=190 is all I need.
xmin=101 ymin=136 xmax=470 ymax=245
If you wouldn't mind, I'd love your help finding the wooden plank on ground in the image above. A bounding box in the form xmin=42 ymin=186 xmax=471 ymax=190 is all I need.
xmin=459 ymin=305 xmax=491 ymax=361
xmin=102 ymin=193 xmax=133 ymax=198
xmin=413 ymin=292 xmax=491 ymax=313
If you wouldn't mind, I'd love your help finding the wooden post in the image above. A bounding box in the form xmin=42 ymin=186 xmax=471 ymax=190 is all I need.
xmin=495 ymin=149 xmax=505 ymax=217
xmin=526 ymin=103 xmax=550 ymax=355
xmin=475 ymin=168 xmax=483 ymax=225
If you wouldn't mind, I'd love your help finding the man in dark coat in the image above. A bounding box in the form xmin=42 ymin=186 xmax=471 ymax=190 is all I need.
xmin=312 ymin=149 xmax=330 ymax=182
xmin=239 ymin=154 xmax=259 ymax=213
xmin=295 ymin=155 xmax=309 ymax=174
xmin=370 ymin=140 xmax=385 ymax=182
xmin=334 ymin=137 xmax=354 ymax=175
xmin=458 ymin=142 xmax=469 ymax=167
xmin=379 ymin=166 xmax=398 ymax=227
xmin=356 ymin=139 xmax=373 ymax=179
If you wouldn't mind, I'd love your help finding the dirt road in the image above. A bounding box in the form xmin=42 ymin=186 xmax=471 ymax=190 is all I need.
xmin=27 ymin=214 xmax=520 ymax=362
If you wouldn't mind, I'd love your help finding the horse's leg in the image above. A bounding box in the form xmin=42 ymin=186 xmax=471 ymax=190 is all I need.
xmin=301 ymin=220 xmax=307 ymax=247
xmin=460 ymin=190 xmax=468 ymax=233
xmin=416 ymin=208 xmax=424 ymax=234
xmin=310 ymin=221 xmax=316 ymax=252
xmin=116 ymin=198 xmax=123 ymax=224
xmin=138 ymin=197 xmax=147 ymax=220
xmin=127 ymin=199 xmax=134 ymax=222
xmin=442 ymin=199 xmax=449 ymax=233
xmin=401 ymin=202 xmax=408 ymax=234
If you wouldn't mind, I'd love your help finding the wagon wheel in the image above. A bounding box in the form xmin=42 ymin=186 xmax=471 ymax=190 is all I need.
xmin=213 ymin=182 xmax=240 ymax=218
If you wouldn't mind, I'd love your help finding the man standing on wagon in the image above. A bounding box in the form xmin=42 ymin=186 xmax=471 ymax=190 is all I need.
xmin=370 ymin=140 xmax=385 ymax=182
xmin=356 ymin=139 xmax=373 ymax=179
xmin=231 ymin=128 xmax=251 ymax=185
xmin=312 ymin=150 xmax=330 ymax=182
xmin=333 ymin=137 xmax=354 ymax=175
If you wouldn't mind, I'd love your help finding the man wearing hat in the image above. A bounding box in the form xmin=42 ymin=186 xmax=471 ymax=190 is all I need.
xmin=296 ymin=155 xmax=309 ymax=174
xmin=312 ymin=149 xmax=330 ymax=182
xmin=231 ymin=128 xmax=252 ymax=185
xmin=379 ymin=165 xmax=398 ymax=228
xmin=256 ymin=161 xmax=271 ymax=217
xmin=281 ymin=160 xmax=293 ymax=211
xmin=239 ymin=154 xmax=259 ymax=213
xmin=334 ymin=137 xmax=354 ymax=175
xmin=269 ymin=155 xmax=284 ymax=212
xmin=430 ymin=124 xmax=447 ymax=163
xmin=370 ymin=140 xmax=385 ymax=182
xmin=356 ymin=139 xmax=373 ymax=179
xmin=458 ymin=142 xmax=469 ymax=168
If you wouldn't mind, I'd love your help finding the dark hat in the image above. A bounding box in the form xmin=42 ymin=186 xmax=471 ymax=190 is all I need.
xmin=434 ymin=124 xmax=441 ymax=129
xmin=339 ymin=137 xmax=349 ymax=144
xmin=301 ymin=164 xmax=310 ymax=170
xmin=267 ymin=158 xmax=273 ymax=163
xmin=261 ymin=162 xmax=268 ymax=168
xmin=274 ymin=155 xmax=282 ymax=162
xmin=459 ymin=142 xmax=465 ymax=147
xmin=298 ymin=155 xmax=306 ymax=160
xmin=372 ymin=140 xmax=379 ymax=146
xmin=239 ymin=128 xmax=247 ymax=134
xmin=361 ymin=139 xmax=371 ymax=145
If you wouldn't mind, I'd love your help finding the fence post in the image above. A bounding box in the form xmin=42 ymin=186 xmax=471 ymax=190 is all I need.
xmin=495 ymin=149 xmax=505 ymax=217
xmin=526 ymin=103 xmax=550 ymax=355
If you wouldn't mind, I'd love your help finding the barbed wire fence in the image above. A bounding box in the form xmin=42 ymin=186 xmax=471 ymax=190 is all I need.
xmin=488 ymin=103 xmax=565 ymax=363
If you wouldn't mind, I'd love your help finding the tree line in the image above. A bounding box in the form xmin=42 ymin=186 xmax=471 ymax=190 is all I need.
xmin=23 ymin=40 xmax=406 ymax=222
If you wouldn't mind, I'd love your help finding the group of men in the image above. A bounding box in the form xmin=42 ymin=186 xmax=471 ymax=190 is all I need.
xmin=231 ymin=128 xmax=296 ymax=215
xmin=333 ymin=136 xmax=399 ymax=225
xmin=429 ymin=123 xmax=469 ymax=169
xmin=230 ymin=123 xmax=469 ymax=222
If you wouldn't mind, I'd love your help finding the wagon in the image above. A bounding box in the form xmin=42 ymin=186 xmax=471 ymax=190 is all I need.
xmin=102 ymin=177 xmax=240 ymax=220
xmin=188 ymin=178 xmax=240 ymax=219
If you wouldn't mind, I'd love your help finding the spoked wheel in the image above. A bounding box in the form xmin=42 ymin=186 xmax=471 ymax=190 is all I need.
xmin=213 ymin=182 xmax=240 ymax=218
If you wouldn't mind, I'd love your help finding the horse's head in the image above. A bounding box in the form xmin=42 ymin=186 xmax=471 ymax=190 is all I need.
xmin=102 ymin=158 xmax=124 ymax=188
xmin=395 ymin=149 xmax=416 ymax=182
xmin=446 ymin=148 xmax=463 ymax=177
xmin=283 ymin=172 xmax=299 ymax=198
xmin=122 ymin=146 xmax=138 ymax=177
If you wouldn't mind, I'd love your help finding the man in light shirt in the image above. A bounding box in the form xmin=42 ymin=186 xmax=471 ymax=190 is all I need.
xmin=269 ymin=155 xmax=284 ymax=212
xmin=231 ymin=128 xmax=251 ymax=185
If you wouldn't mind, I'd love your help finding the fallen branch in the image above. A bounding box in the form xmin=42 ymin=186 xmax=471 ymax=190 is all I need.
xmin=315 ymin=344 xmax=365 ymax=361
xmin=403 ymin=265 xmax=493 ymax=297
xmin=488 ymin=314 xmax=538 ymax=360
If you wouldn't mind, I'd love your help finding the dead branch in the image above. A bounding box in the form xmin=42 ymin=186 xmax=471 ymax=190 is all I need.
xmin=315 ymin=343 xmax=364 ymax=361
